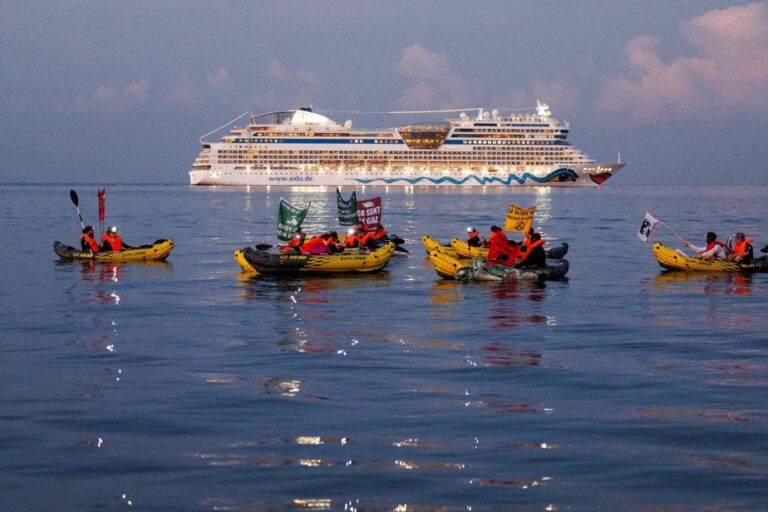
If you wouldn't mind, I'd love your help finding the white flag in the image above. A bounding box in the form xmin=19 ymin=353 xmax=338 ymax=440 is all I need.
xmin=637 ymin=212 xmax=661 ymax=242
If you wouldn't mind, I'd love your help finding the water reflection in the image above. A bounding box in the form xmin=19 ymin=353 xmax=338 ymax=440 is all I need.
xmin=488 ymin=281 xmax=551 ymax=329
xmin=653 ymin=271 xmax=755 ymax=296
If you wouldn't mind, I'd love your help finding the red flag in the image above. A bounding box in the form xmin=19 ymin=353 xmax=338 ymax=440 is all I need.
xmin=98 ymin=188 xmax=106 ymax=221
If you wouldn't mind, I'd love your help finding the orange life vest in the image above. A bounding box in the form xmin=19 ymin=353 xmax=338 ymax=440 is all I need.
xmin=282 ymin=237 xmax=303 ymax=254
xmin=518 ymin=238 xmax=545 ymax=264
xmin=101 ymin=233 xmax=123 ymax=251
xmin=302 ymin=236 xmax=330 ymax=254
xmin=732 ymin=238 xmax=753 ymax=256
xmin=373 ymin=229 xmax=388 ymax=240
xmin=487 ymin=230 xmax=519 ymax=266
xmin=706 ymin=240 xmax=725 ymax=251
xmin=80 ymin=234 xmax=99 ymax=252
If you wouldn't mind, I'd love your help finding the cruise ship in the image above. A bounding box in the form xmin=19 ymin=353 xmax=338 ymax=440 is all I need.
xmin=189 ymin=102 xmax=624 ymax=187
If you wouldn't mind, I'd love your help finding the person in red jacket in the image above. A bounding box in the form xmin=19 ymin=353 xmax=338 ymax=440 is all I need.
xmin=727 ymin=232 xmax=754 ymax=263
xmin=282 ymin=228 xmax=306 ymax=255
xmin=518 ymin=232 xmax=546 ymax=268
xmin=487 ymin=225 xmax=520 ymax=267
xmin=80 ymin=226 xmax=100 ymax=254
xmin=683 ymin=232 xmax=726 ymax=260
xmin=100 ymin=226 xmax=132 ymax=251
xmin=466 ymin=227 xmax=482 ymax=247
xmin=302 ymin=233 xmax=333 ymax=255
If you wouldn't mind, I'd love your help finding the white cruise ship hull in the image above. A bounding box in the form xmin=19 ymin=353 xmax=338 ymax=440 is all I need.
xmin=189 ymin=163 xmax=624 ymax=187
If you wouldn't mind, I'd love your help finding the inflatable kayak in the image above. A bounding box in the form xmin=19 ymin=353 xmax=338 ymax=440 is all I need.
xmin=456 ymin=258 xmax=569 ymax=282
xmin=427 ymin=249 xmax=471 ymax=279
xmin=652 ymin=242 xmax=768 ymax=273
xmin=450 ymin=238 xmax=568 ymax=259
xmin=427 ymin=246 xmax=568 ymax=282
xmin=422 ymin=235 xmax=459 ymax=257
xmin=53 ymin=239 xmax=174 ymax=262
xmin=236 ymin=241 xmax=395 ymax=275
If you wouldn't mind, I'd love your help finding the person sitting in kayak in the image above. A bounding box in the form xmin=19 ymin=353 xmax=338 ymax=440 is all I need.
xmin=518 ymin=232 xmax=547 ymax=268
xmin=727 ymin=232 xmax=754 ymax=263
xmin=343 ymin=227 xmax=362 ymax=248
xmin=683 ymin=232 xmax=726 ymax=260
xmin=466 ymin=226 xmax=482 ymax=247
xmin=100 ymin=226 xmax=132 ymax=252
xmin=372 ymin=223 xmax=388 ymax=240
xmin=487 ymin=225 xmax=520 ymax=267
xmin=325 ymin=231 xmax=345 ymax=253
xmin=302 ymin=233 xmax=333 ymax=255
xmin=282 ymin=228 xmax=306 ymax=255
xmin=80 ymin=226 xmax=100 ymax=254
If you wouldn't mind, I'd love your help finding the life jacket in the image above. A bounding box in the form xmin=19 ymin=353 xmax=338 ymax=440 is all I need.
xmin=468 ymin=230 xmax=479 ymax=240
xmin=518 ymin=238 xmax=545 ymax=264
xmin=101 ymin=233 xmax=123 ymax=251
xmin=282 ymin=237 xmax=303 ymax=255
xmin=324 ymin=237 xmax=343 ymax=252
xmin=372 ymin=229 xmax=388 ymax=240
xmin=706 ymin=240 xmax=725 ymax=251
xmin=732 ymin=238 xmax=754 ymax=256
xmin=302 ymin=236 xmax=330 ymax=255
xmin=360 ymin=232 xmax=376 ymax=247
xmin=487 ymin=230 xmax=519 ymax=267
xmin=344 ymin=234 xmax=360 ymax=248
xmin=80 ymin=234 xmax=100 ymax=253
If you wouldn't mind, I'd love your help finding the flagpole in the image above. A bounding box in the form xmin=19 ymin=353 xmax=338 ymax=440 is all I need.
xmin=661 ymin=222 xmax=686 ymax=243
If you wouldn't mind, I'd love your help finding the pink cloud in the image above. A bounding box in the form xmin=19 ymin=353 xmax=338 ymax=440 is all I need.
xmin=393 ymin=44 xmax=474 ymax=109
xmin=598 ymin=2 xmax=768 ymax=122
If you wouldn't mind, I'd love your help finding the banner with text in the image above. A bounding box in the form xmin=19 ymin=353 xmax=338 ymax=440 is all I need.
xmin=356 ymin=196 xmax=382 ymax=229
xmin=277 ymin=198 xmax=310 ymax=241
xmin=337 ymin=188 xmax=358 ymax=226
xmin=504 ymin=203 xmax=536 ymax=233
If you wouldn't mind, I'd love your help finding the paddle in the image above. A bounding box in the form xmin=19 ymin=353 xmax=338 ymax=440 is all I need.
xmin=69 ymin=190 xmax=85 ymax=230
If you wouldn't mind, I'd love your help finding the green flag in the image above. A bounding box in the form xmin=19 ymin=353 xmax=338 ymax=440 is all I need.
xmin=277 ymin=198 xmax=310 ymax=241
xmin=336 ymin=188 xmax=358 ymax=226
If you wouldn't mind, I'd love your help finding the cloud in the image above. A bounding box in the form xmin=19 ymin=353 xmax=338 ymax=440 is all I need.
xmin=207 ymin=67 xmax=231 ymax=90
xmin=393 ymin=44 xmax=474 ymax=109
xmin=63 ymin=79 xmax=149 ymax=112
xmin=598 ymin=2 xmax=768 ymax=122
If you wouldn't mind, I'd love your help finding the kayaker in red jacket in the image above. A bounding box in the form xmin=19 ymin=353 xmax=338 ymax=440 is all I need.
xmin=80 ymin=226 xmax=100 ymax=254
xmin=487 ymin=225 xmax=520 ymax=267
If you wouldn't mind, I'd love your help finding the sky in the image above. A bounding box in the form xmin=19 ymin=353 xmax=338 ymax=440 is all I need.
xmin=1 ymin=0 xmax=767 ymax=185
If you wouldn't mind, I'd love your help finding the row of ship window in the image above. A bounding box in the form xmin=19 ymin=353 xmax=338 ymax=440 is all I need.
xmin=216 ymin=148 xmax=577 ymax=156
xmin=218 ymin=157 xmax=582 ymax=165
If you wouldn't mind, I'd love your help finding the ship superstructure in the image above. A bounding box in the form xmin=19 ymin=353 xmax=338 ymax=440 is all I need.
xmin=189 ymin=102 xmax=623 ymax=186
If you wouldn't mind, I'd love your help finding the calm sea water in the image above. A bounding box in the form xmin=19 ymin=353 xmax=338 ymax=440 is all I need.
xmin=1 ymin=184 xmax=767 ymax=511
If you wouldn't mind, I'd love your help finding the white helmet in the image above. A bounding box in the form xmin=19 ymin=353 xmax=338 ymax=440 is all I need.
xmin=466 ymin=226 xmax=475 ymax=233
xmin=108 ymin=226 xmax=118 ymax=233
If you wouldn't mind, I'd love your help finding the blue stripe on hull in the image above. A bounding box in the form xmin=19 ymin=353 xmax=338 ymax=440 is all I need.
xmin=353 ymin=168 xmax=579 ymax=185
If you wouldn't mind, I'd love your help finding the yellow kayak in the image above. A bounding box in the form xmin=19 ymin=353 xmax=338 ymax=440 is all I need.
xmin=427 ymin=249 xmax=471 ymax=279
xmin=451 ymin=237 xmax=488 ymax=258
xmin=53 ymin=239 xmax=174 ymax=262
xmin=236 ymin=242 xmax=395 ymax=275
xmin=421 ymin=235 xmax=459 ymax=257
xmin=653 ymin=242 xmax=768 ymax=272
